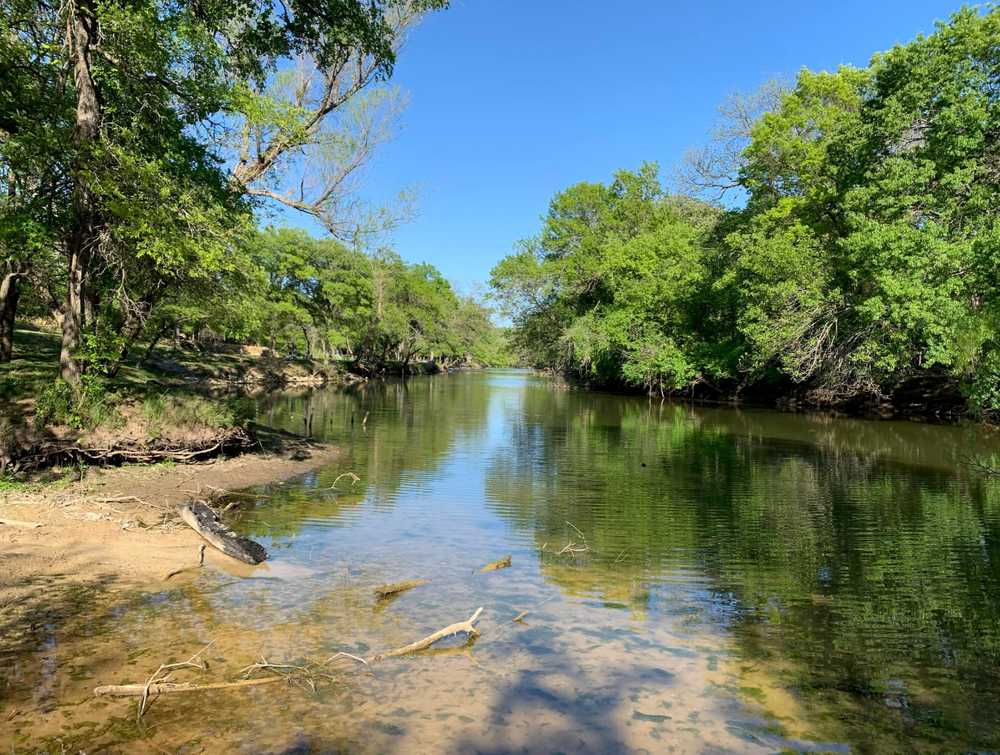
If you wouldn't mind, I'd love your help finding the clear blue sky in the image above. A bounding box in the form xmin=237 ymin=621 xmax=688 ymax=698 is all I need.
xmin=292 ymin=0 xmax=972 ymax=293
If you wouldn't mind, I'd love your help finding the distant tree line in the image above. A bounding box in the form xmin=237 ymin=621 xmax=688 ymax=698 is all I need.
xmin=491 ymin=8 xmax=1000 ymax=415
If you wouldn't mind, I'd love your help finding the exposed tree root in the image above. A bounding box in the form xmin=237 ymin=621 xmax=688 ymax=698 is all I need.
xmin=11 ymin=428 xmax=256 ymax=473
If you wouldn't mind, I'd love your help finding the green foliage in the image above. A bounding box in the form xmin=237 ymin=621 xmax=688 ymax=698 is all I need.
xmin=493 ymin=7 xmax=1000 ymax=413
xmin=141 ymin=394 xmax=253 ymax=436
xmin=33 ymin=377 xmax=120 ymax=431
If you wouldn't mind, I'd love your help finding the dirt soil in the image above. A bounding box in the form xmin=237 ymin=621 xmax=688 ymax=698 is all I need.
xmin=0 ymin=442 xmax=341 ymax=611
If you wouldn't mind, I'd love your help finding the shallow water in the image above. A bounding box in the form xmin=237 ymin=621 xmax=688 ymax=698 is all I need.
xmin=5 ymin=369 xmax=1000 ymax=752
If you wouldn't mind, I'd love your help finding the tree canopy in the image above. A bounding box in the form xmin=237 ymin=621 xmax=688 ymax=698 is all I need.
xmin=491 ymin=7 xmax=1000 ymax=415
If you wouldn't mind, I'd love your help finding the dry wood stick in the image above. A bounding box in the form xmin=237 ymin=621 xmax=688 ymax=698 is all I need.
xmin=368 ymin=607 xmax=484 ymax=662
xmin=95 ymin=676 xmax=285 ymax=698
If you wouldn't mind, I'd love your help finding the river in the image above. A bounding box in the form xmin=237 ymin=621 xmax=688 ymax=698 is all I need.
xmin=4 ymin=369 xmax=1000 ymax=752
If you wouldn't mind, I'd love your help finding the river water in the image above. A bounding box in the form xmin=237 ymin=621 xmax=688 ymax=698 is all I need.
xmin=5 ymin=369 xmax=1000 ymax=752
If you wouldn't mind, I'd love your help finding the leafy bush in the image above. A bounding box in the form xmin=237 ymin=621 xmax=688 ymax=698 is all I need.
xmin=33 ymin=380 xmax=74 ymax=429
xmin=0 ymin=375 xmax=20 ymax=400
xmin=33 ymin=377 xmax=121 ymax=431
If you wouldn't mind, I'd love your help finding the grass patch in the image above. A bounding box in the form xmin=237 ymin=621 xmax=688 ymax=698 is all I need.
xmin=140 ymin=394 xmax=253 ymax=438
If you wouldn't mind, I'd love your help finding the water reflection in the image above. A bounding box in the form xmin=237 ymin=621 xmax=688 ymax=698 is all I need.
xmin=3 ymin=370 xmax=1000 ymax=751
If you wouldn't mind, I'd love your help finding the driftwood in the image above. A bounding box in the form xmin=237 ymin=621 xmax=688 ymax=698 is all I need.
xmin=368 ymin=607 xmax=484 ymax=662
xmin=95 ymin=675 xmax=286 ymax=699
xmin=374 ymin=579 xmax=428 ymax=599
xmin=478 ymin=555 xmax=511 ymax=573
xmin=178 ymin=501 xmax=267 ymax=564
xmin=95 ymin=610 xmax=484 ymax=707
xmin=0 ymin=518 xmax=43 ymax=529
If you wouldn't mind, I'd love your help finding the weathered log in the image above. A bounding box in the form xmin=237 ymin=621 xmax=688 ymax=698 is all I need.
xmin=178 ymin=501 xmax=267 ymax=564
xmin=478 ymin=555 xmax=511 ymax=573
xmin=374 ymin=578 xmax=428 ymax=599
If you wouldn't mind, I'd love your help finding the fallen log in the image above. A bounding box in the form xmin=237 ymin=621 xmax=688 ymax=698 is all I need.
xmin=478 ymin=555 xmax=511 ymax=573
xmin=374 ymin=578 xmax=428 ymax=599
xmin=178 ymin=501 xmax=267 ymax=564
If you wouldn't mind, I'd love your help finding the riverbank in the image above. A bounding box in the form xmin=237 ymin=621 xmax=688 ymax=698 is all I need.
xmin=0 ymin=439 xmax=341 ymax=629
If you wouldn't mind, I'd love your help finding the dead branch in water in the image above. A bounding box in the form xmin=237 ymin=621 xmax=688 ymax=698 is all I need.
xmin=134 ymin=642 xmax=213 ymax=719
xmin=566 ymin=520 xmax=587 ymax=542
xmin=95 ymin=611 xmax=483 ymax=711
xmin=95 ymin=675 xmax=287 ymax=701
xmin=367 ymin=607 xmax=484 ymax=662
xmin=478 ymin=555 xmax=511 ymax=573
xmin=331 ymin=472 xmax=360 ymax=489
xmin=374 ymin=579 xmax=428 ymax=599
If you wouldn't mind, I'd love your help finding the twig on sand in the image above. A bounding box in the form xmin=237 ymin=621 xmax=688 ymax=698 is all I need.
xmin=478 ymin=555 xmax=512 ymax=573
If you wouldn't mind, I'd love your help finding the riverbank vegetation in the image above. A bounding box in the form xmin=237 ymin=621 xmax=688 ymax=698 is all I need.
xmin=491 ymin=8 xmax=999 ymax=419
xmin=1 ymin=0 xmax=510 ymax=457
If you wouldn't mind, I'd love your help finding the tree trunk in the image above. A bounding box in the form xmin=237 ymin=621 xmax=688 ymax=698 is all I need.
xmin=139 ymin=321 xmax=172 ymax=367
xmin=0 ymin=271 xmax=21 ymax=362
xmin=60 ymin=0 xmax=102 ymax=387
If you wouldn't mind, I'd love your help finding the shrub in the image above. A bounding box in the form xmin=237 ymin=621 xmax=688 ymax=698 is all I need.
xmin=33 ymin=377 xmax=121 ymax=431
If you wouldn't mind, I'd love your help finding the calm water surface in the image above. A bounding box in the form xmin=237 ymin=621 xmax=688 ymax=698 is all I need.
xmin=5 ymin=369 xmax=1000 ymax=752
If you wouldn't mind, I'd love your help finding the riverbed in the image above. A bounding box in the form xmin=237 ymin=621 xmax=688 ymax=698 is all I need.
xmin=4 ymin=369 xmax=1000 ymax=751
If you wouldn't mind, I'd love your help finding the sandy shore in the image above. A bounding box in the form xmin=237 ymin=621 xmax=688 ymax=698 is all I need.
xmin=0 ymin=443 xmax=341 ymax=609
